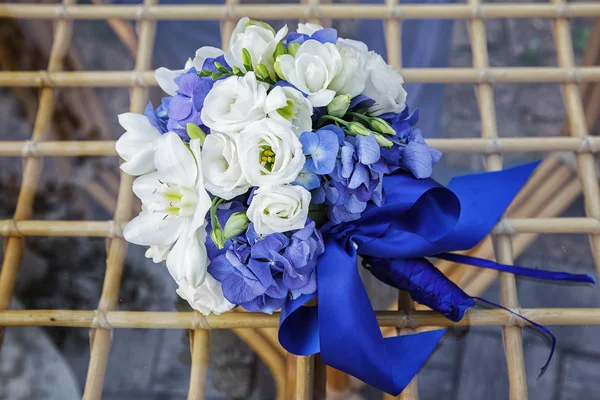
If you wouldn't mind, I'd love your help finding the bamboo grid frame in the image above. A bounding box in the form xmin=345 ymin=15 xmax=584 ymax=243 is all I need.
xmin=0 ymin=1 xmax=599 ymax=399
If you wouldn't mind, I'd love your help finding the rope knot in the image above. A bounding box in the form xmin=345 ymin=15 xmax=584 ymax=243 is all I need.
xmin=92 ymin=310 xmax=113 ymax=330
xmin=578 ymin=136 xmax=597 ymax=153
xmin=22 ymin=141 xmax=41 ymax=157
xmin=192 ymin=311 xmax=210 ymax=330
xmin=506 ymin=308 xmax=525 ymax=327
xmin=492 ymin=218 xmax=516 ymax=236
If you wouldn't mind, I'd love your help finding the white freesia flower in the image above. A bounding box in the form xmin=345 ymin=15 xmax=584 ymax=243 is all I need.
xmin=264 ymin=86 xmax=313 ymax=136
xmin=176 ymin=271 xmax=235 ymax=316
xmin=237 ymin=119 xmax=305 ymax=186
xmin=329 ymin=40 xmax=368 ymax=98
xmin=297 ymin=22 xmax=324 ymax=36
xmin=123 ymin=133 xmax=212 ymax=283
xmin=115 ymin=113 xmax=162 ymax=176
xmin=362 ymin=52 xmax=407 ymax=116
xmin=201 ymin=132 xmax=251 ymax=200
xmin=145 ymin=244 xmax=173 ymax=263
xmin=201 ymin=72 xmax=269 ymax=134
xmin=277 ymin=40 xmax=343 ymax=107
xmin=247 ymin=184 xmax=311 ymax=234
xmin=155 ymin=46 xmax=223 ymax=96
xmin=225 ymin=17 xmax=288 ymax=79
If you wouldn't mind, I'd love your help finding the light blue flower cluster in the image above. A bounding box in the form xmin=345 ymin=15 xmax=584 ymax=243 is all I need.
xmin=117 ymin=17 xmax=441 ymax=315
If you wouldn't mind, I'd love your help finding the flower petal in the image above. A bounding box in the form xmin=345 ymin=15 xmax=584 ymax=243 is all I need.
xmin=155 ymin=67 xmax=185 ymax=96
xmin=402 ymin=141 xmax=434 ymax=179
xmin=123 ymin=211 xmax=185 ymax=246
xmin=153 ymin=132 xmax=198 ymax=187
xmin=356 ymin=134 xmax=380 ymax=165
xmin=166 ymin=228 xmax=209 ymax=287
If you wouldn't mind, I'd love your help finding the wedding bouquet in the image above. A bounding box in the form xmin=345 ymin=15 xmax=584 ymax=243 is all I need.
xmin=116 ymin=18 xmax=594 ymax=395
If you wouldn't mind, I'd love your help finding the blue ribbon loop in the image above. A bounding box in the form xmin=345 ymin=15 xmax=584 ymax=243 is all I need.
xmin=278 ymin=161 xmax=594 ymax=395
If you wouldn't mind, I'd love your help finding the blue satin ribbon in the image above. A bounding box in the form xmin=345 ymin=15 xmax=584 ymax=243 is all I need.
xmin=278 ymin=161 xmax=595 ymax=395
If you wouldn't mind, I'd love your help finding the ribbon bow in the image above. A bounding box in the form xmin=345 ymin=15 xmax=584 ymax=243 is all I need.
xmin=278 ymin=161 xmax=594 ymax=395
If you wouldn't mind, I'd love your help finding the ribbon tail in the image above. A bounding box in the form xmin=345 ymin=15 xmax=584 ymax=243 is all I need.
xmin=317 ymin=239 xmax=444 ymax=395
xmin=436 ymin=252 xmax=595 ymax=284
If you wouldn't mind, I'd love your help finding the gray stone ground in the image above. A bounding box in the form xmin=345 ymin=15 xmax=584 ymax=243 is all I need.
xmin=1 ymin=7 xmax=599 ymax=400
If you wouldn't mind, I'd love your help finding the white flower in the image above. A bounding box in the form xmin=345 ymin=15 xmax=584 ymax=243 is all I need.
xmin=362 ymin=52 xmax=407 ymax=116
xmin=201 ymin=132 xmax=251 ymax=200
xmin=337 ymin=38 xmax=369 ymax=54
xmin=277 ymin=40 xmax=343 ymax=107
xmin=145 ymin=244 xmax=173 ymax=263
xmin=155 ymin=46 xmax=223 ymax=96
xmin=123 ymin=133 xmax=212 ymax=283
xmin=225 ymin=17 xmax=288 ymax=79
xmin=201 ymin=72 xmax=269 ymax=134
xmin=329 ymin=40 xmax=368 ymax=98
xmin=264 ymin=86 xmax=313 ymax=136
xmin=176 ymin=272 xmax=235 ymax=316
xmin=297 ymin=22 xmax=324 ymax=36
xmin=237 ymin=119 xmax=305 ymax=186
xmin=247 ymin=184 xmax=311 ymax=234
xmin=115 ymin=113 xmax=162 ymax=176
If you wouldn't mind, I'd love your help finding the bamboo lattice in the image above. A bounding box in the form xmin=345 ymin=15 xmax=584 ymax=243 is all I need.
xmin=0 ymin=0 xmax=599 ymax=399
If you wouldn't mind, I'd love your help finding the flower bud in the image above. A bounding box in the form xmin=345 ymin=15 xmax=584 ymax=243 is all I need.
xmin=287 ymin=42 xmax=301 ymax=57
xmin=255 ymin=63 xmax=270 ymax=81
xmin=274 ymin=60 xmax=284 ymax=80
xmin=370 ymin=117 xmax=396 ymax=135
xmin=214 ymin=62 xmax=230 ymax=74
xmin=186 ymin=123 xmax=206 ymax=145
xmin=242 ymin=48 xmax=253 ymax=71
xmin=327 ymin=94 xmax=351 ymax=118
xmin=273 ymin=41 xmax=286 ymax=60
xmin=210 ymin=226 xmax=226 ymax=250
xmin=246 ymin=19 xmax=276 ymax=36
xmin=223 ymin=211 xmax=250 ymax=240
xmin=348 ymin=122 xmax=371 ymax=136
xmin=373 ymin=133 xmax=393 ymax=149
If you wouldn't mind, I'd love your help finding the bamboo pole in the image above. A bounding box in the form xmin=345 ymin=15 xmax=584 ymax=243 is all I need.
xmin=82 ymin=0 xmax=157 ymax=397
xmin=3 ymin=3 xmax=600 ymax=20
xmin=0 ymin=308 xmax=597 ymax=329
xmin=0 ymin=0 xmax=75 ymax=349
xmin=553 ymin=0 xmax=600 ymax=278
xmin=468 ymin=0 xmax=528 ymax=397
xmin=1 ymin=217 xmax=599 ymax=238
xmin=5 ymin=67 xmax=600 ymax=87
xmin=188 ymin=329 xmax=210 ymax=400
xmin=3 ymin=137 xmax=600 ymax=156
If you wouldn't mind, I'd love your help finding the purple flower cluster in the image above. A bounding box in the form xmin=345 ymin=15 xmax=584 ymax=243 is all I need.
xmin=208 ymin=219 xmax=324 ymax=314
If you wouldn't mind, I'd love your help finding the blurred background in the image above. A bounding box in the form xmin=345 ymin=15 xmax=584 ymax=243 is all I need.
xmin=0 ymin=0 xmax=598 ymax=398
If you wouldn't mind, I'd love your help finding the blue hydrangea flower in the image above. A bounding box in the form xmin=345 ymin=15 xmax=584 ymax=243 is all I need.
xmin=312 ymin=133 xmax=385 ymax=224
xmin=300 ymin=125 xmax=343 ymax=175
xmin=205 ymin=201 xmax=246 ymax=260
xmin=286 ymin=28 xmax=337 ymax=45
xmin=167 ymin=68 xmax=213 ymax=138
xmin=383 ymin=108 xmax=442 ymax=179
xmin=208 ymin=220 xmax=324 ymax=314
xmin=292 ymin=166 xmax=321 ymax=191
xmin=144 ymin=97 xmax=170 ymax=134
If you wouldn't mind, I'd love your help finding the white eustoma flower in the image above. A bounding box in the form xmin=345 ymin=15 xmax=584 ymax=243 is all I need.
xmin=264 ymin=86 xmax=313 ymax=136
xmin=277 ymin=40 xmax=343 ymax=107
xmin=115 ymin=113 xmax=162 ymax=176
xmin=201 ymin=72 xmax=269 ymax=134
xmin=337 ymin=38 xmax=369 ymax=54
xmin=362 ymin=52 xmax=407 ymax=116
xmin=247 ymin=184 xmax=311 ymax=234
xmin=237 ymin=119 xmax=305 ymax=186
xmin=201 ymin=132 xmax=251 ymax=200
xmin=155 ymin=46 xmax=223 ymax=96
xmin=124 ymin=133 xmax=212 ymax=282
xmin=225 ymin=17 xmax=288 ymax=79
xmin=176 ymin=271 xmax=235 ymax=316
xmin=329 ymin=40 xmax=368 ymax=98
xmin=297 ymin=22 xmax=324 ymax=36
